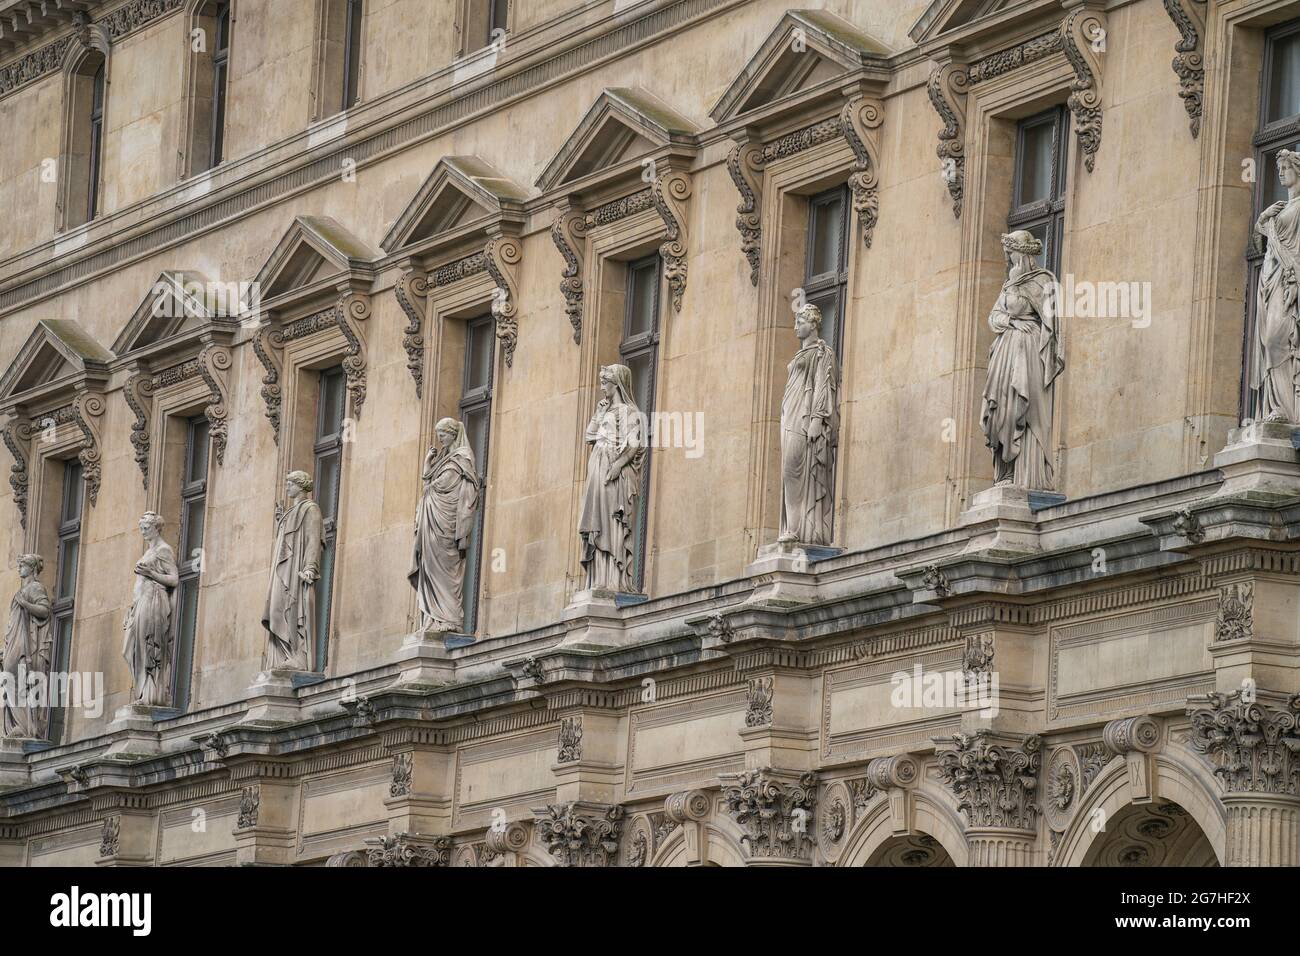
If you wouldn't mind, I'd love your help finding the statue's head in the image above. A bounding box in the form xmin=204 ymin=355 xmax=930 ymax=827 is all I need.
xmin=598 ymin=365 xmax=634 ymax=404
xmin=285 ymin=470 xmax=313 ymax=498
xmin=1001 ymin=230 xmax=1042 ymax=266
xmin=139 ymin=511 xmax=164 ymax=537
xmin=435 ymin=417 xmax=459 ymax=449
xmin=795 ymin=302 xmax=823 ymax=341
xmin=16 ymin=554 xmax=42 ymax=579
xmin=1278 ymin=149 xmax=1300 ymax=188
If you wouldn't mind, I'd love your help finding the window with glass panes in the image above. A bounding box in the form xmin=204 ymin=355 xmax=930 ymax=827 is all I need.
xmin=487 ymin=0 xmax=508 ymax=45
xmin=804 ymin=186 xmax=850 ymax=356
xmin=342 ymin=0 xmax=364 ymax=111
xmin=620 ymin=255 xmax=660 ymax=592
xmin=313 ymin=368 xmax=346 ymax=669
xmin=172 ymin=417 xmax=209 ymax=711
xmin=1009 ymin=107 xmax=1069 ymax=275
xmin=48 ymin=462 xmax=84 ymax=742
xmin=1243 ymin=21 xmax=1300 ymax=416
xmin=458 ymin=317 xmax=494 ymax=634
xmin=87 ymin=61 xmax=106 ymax=220
xmin=210 ymin=1 xmax=231 ymax=169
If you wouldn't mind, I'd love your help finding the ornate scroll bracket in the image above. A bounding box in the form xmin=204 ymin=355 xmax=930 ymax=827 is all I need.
xmin=927 ymin=61 xmax=969 ymax=218
xmin=71 ymin=389 xmax=106 ymax=507
xmin=935 ymin=730 xmax=1042 ymax=831
xmin=123 ymin=373 xmax=155 ymax=489
xmin=651 ymin=169 xmax=692 ymax=312
xmin=534 ymin=802 xmax=624 ymax=867
xmin=1187 ymin=691 xmax=1300 ymax=795
xmin=840 ymin=96 xmax=884 ymax=247
xmin=720 ymin=768 xmax=818 ymax=862
xmin=550 ymin=203 xmax=588 ymax=344
xmin=1162 ymin=0 xmax=1206 ymax=138
xmin=725 ymin=140 xmax=764 ymax=285
xmin=1061 ymin=5 xmax=1107 ymax=173
xmin=252 ymin=323 xmax=286 ymax=444
xmin=393 ymin=270 xmax=429 ymax=399
xmin=197 ymin=344 xmax=232 ymax=466
xmin=334 ymin=291 xmax=372 ymax=416
xmin=1 ymin=417 xmax=34 ymax=530
xmin=484 ymin=235 xmax=522 ymax=368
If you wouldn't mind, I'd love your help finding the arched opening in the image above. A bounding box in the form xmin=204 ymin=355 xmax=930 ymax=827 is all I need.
xmin=1081 ymin=802 xmax=1218 ymax=867
xmin=62 ymin=50 xmax=107 ymax=227
xmin=863 ymin=834 xmax=955 ymax=867
xmin=184 ymin=0 xmax=232 ymax=177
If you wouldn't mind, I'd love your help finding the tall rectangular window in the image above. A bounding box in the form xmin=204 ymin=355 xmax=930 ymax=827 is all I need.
xmin=312 ymin=367 xmax=346 ymax=668
xmin=48 ymin=462 xmax=84 ymax=742
xmin=342 ymin=0 xmax=364 ymax=111
xmin=459 ymin=317 xmax=494 ymax=634
xmin=87 ymin=62 xmax=106 ymax=221
xmin=620 ymin=255 xmax=660 ymax=592
xmin=804 ymin=186 xmax=850 ymax=356
xmin=488 ymin=0 xmax=508 ymax=44
xmin=210 ymin=1 xmax=231 ymax=169
xmin=1009 ymin=106 xmax=1069 ymax=275
xmin=172 ymin=417 xmax=210 ymax=711
xmin=1244 ymin=20 xmax=1300 ymax=416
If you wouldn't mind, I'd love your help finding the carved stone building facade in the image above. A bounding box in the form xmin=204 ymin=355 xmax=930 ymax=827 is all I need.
xmin=0 ymin=0 xmax=1296 ymax=867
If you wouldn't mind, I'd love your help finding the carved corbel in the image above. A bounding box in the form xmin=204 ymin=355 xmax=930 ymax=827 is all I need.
xmin=71 ymin=389 xmax=106 ymax=506
xmin=927 ymin=61 xmax=969 ymax=218
xmin=650 ymin=168 xmax=691 ymax=312
xmin=1103 ymin=714 xmax=1161 ymax=803
xmin=393 ymin=269 xmax=430 ymax=399
xmin=72 ymin=11 xmax=111 ymax=56
xmin=1061 ymin=4 xmax=1107 ymax=172
xmin=196 ymin=343 xmax=232 ymax=466
xmin=0 ymin=416 xmax=33 ymax=530
xmin=866 ymin=754 xmax=921 ymax=837
xmin=122 ymin=371 xmax=154 ymax=490
xmin=483 ymin=234 xmax=522 ymax=368
xmin=840 ymin=96 xmax=884 ymax=247
xmin=1162 ymin=0 xmax=1206 ymax=138
xmin=333 ymin=291 xmax=371 ymax=416
xmin=251 ymin=323 xmax=285 ymax=443
xmin=550 ymin=201 xmax=587 ymax=344
xmin=725 ymin=138 xmax=764 ymax=285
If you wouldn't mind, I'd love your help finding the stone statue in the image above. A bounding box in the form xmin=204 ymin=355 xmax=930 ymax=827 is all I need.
xmin=578 ymin=364 xmax=645 ymax=592
xmin=262 ymin=470 xmax=322 ymax=671
xmin=1252 ymin=149 xmax=1300 ymax=424
xmin=123 ymin=512 xmax=180 ymax=707
xmin=409 ymin=417 xmax=480 ymax=632
xmin=3 ymin=554 xmax=52 ymax=738
xmin=779 ymin=303 xmax=839 ymax=546
xmin=980 ymin=230 xmax=1064 ymax=490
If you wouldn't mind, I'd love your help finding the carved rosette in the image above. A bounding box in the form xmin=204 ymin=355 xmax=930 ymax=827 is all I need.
xmin=935 ymin=731 xmax=1043 ymax=831
xmin=484 ymin=235 xmax=522 ymax=367
xmin=534 ymin=802 xmax=625 ymax=867
xmin=334 ymin=292 xmax=372 ymax=416
xmin=557 ymin=715 xmax=583 ymax=763
xmin=1214 ymin=583 xmax=1253 ymax=643
xmin=71 ymin=391 xmax=106 ymax=506
xmin=1044 ymin=746 xmax=1081 ymax=833
xmin=1187 ymin=692 xmax=1300 ymax=795
xmin=720 ymin=768 xmax=818 ymax=862
xmin=364 ymin=832 xmax=452 ymax=867
xmin=550 ymin=206 xmax=587 ymax=344
xmin=237 ymin=786 xmax=260 ymax=829
xmin=651 ymin=169 xmax=691 ymax=313
xmin=840 ymin=96 xmax=884 ymax=248
xmin=393 ymin=270 xmax=430 ymax=399
xmin=625 ymin=817 xmax=652 ymax=867
xmin=1 ymin=418 xmax=33 ymax=530
xmin=389 ymin=752 xmax=413 ymax=797
xmin=744 ymin=676 xmax=773 ymax=727
xmin=927 ymin=62 xmax=969 ymax=218
xmin=725 ymin=141 xmax=764 ymax=285
xmin=1162 ymin=0 xmax=1206 ymax=138
xmin=197 ymin=344 xmax=232 ymax=466
xmin=1061 ymin=6 xmax=1107 ymax=173
xmin=252 ymin=323 xmax=286 ymax=443
xmin=123 ymin=373 xmax=155 ymax=489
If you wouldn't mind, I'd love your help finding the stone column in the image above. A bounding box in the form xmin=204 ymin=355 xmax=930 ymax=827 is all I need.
xmin=549 ymin=692 xmax=621 ymax=806
xmin=935 ymin=731 xmax=1042 ymax=866
xmin=1187 ymin=690 xmax=1300 ymax=866
xmin=227 ymin=760 xmax=299 ymax=867
xmin=92 ymin=795 xmax=155 ymax=867
xmin=380 ymin=726 xmax=453 ymax=839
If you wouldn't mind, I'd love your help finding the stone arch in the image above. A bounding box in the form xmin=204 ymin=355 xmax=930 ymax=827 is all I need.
xmin=838 ymin=787 xmax=969 ymax=867
xmin=1055 ymin=743 xmax=1225 ymax=867
xmin=649 ymin=821 xmax=746 ymax=867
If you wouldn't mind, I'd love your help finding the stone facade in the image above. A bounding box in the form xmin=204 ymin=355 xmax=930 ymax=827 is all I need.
xmin=0 ymin=0 xmax=1294 ymax=867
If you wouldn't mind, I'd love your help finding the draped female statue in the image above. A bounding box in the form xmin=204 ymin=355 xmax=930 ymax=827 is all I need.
xmin=409 ymin=417 xmax=480 ymax=632
xmin=1252 ymin=149 xmax=1300 ymax=423
xmin=980 ymin=230 xmax=1065 ymax=490
xmin=262 ymin=471 xmax=322 ymax=671
xmin=779 ymin=302 xmax=839 ymax=545
xmin=123 ymin=512 xmax=179 ymax=707
xmin=578 ymin=364 xmax=646 ymax=592
xmin=3 ymin=553 xmax=52 ymax=738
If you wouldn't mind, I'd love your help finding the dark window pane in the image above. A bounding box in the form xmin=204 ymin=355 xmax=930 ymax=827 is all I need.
xmin=314 ymin=544 xmax=335 ymax=667
xmin=809 ymin=196 xmax=845 ymax=277
xmin=466 ymin=321 xmax=494 ymax=391
xmin=188 ymin=420 xmax=210 ymax=483
xmin=57 ymin=539 xmax=79 ymax=599
xmin=344 ymin=0 xmax=363 ymax=109
xmin=319 ymin=369 xmax=346 ymax=435
xmin=1026 ymin=221 xmax=1050 ymax=268
xmin=808 ymin=290 xmax=842 ymax=355
xmin=316 ymin=452 xmax=341 ymax=523
xmin=624 ymin=352 xmax=654 ymax=418
xmin=63 ymin=464 xmax=84 ymax=522
xmin=463 ymin=405 xmax=490 ymax=477
xmin=1270 ymin=31 xmax=1300 ymax=124
xmin=172 ymin=579 xmax=200 ymax=710
xmin=183 ymin=499 xmax=206 ymax=558
xmin=1017 ymin=120 xmax=1055 ymax=205
xmin=626 ymin=260 xmax=658 ymax=338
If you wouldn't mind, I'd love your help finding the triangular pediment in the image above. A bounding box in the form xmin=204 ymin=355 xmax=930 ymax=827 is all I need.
xmin=381 ymin=156 xmax=529 ymax=253
xmin=909 ymin=0 xmax=1025 ymax=45
xmin=255 ymin=216 xmax=379 ymax=303
xmin=0 ymin=320 xmax=113 ymax=404
xmin=710 ymin=10 xmax=892 ymax=124
xmin=111 ymin=271 xmax=217 ymax=356
xmin=536 ymin=88 xmax=701 ymax=192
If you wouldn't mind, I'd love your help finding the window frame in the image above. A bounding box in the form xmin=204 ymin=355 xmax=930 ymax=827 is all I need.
xmin=341 ymin=0 xmax=364 ymax=111
xmin=1008 ymin=105 xmax=1070 ymax=276
xmin=86 ymin=61 xmax=106 ymax=221
xmin=311 ymin=366 xmax=346 ymax=668
xmin=618 ymin=253 xmax=662 ymax=593
xmin=803 ymin=185 xmax=850 ymax=358
xmin=47 ymin=461 xmax=85 ymax=743
xmin=209 ymin=1 xmax=231 ymax=170
xmin=456 ymin=316 xmax=495 ymax=634
xmin=171 ymin=415 xmax=210 ymax=711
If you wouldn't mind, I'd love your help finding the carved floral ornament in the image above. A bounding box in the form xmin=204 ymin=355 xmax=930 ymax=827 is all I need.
xmin=720 ymin=768 xmax=818 ymax=862
xmin=1187 ymin=691 xmax=1300 ymax=796
xmin=934 ymin=730 xmax=1042 ymax=831
xmin=533 ymin=802 xmax=624 ymax=867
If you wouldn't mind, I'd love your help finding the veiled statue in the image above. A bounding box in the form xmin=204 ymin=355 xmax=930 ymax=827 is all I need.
xmin=3 ymin=554 xmax=52 ymax=738
xmin=779 ymin=303 xmax=839 ymax=546
xmin=409 ymin=418 xmax=481 ymax=632
xmin=262 ymin=470 xmax=322 ymax=671
xmin=1252 ymin=149 xmax=1300 ymax=423
xmin=578 ymin=364 xmax=646 ymax=592
xmin=122 ymin=512 xmax=179 ymax=707
xmin=980 ymin=230 xmax=1065 ymax=490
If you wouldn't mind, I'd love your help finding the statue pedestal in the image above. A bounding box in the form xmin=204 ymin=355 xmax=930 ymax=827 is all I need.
xmin=393 ymin=629 xmax=456 ymax=687
xmin=558 ymin=589 xmax=640 ymax=648
xmin=957 ymin=484 xmax=1063 ymax=554
xmin=0 ymin=736 xmax=40 ymax=787
xmin=242 ymin=669 xmax=320 ymax=725
xmin=1211 ymin=421 xmax=1300 ymax=500
xmin=103 ymin=703 xmax=177 ymax=756
xmin=743 ymin=540 xmax=841 ymax=606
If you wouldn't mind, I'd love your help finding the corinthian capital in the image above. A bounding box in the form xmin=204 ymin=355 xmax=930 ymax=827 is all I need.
xmin=1187 ymin=691 xmax=1300 ymax=795
xmin=935 ymin=731 xmax=1042 ymax=831
xmin=720 ymin=768 xmax=818 ymax=861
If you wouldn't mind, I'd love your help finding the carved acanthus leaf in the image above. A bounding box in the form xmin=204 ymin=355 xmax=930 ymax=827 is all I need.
xmin=927 ymin=62 xmax=969 ymax=218
xmin=840 ymin=96 xmax=884 ymax=248
xmin=651 ymin=170 xmax=692 ymax=313
xmin=484 ymin=235 xmax=522 ymax=368
xmin=720 ymin=768 xmax=817 ymax=861
xmin=935 ymin=731 xmax=1042 ymax=830
xmin=1187 ymin=692 xmax=1300 ymax=795
xmin=725 ymin=141 xmax=764 ymax=285
xmin=1162 ymin=0 xmax=1206 ymax=138
xmin=1061 ymin=6 xmax=1107 ymax=173
xmin=393 ymin=270 xmax=429 ymax=399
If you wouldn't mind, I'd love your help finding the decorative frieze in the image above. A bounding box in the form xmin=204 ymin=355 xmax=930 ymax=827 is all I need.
xmin=583 ymin=189 xmax=653 ymax=230
xmin=935 ymin=731 xmax=1042 ymax=831
xmin=927 ymin=62 xmax=968 ymax=218
xmin=967 ymin=31 xmax=1062 ymax=86
xmin=725 ymin=141 xmax=763 ymax=285
xmin=744 ymin=676 xmax=773 ymax=727
xmin=720 ymin=768 xmax=817 ymax=862
xmin=392 ymin=270 xmax=429 ymax=399
xmin=840 ymin=96 xmax=884 ymax=248
xmin=1061 ymin=6 xmax=1107 ymax=173
xmin=534 ymin=802 xmax=624 ymax=867
xmin=1187 ymin=692 xmax=1300 ymax=795
xmin=760 ymin=117 xmax=842 ymax=164
xmin=389 ymin=753 xmax=412 ymax=797
xmin=237 ymin=787 xmax=260 ymax=829
xmin=431 ymin=252 xmax=487 ymax=287
xmin=1214 ymin=583 xmax=1253 ymax=643
xmin=557 ymin=715 xmax=583 ymax=763
xmin=550 ymin=205 xmax=587 ymax=343
xmin=1162 ymin=0 xmax=1206 ymax=138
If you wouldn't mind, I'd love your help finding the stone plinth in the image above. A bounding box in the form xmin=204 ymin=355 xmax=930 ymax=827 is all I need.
xmin=958 ymin=484 xmax=1063 ymax=554
xmin=393 ymin=629 xmax=456 ymax=687
xmin=103 ymin=703 xmax=178 ymax=756
xmin=1212 ymin=421 xmax=1300 ymax=500
xmin=241 ymin=669 xmax=320 ymax=725
xmin=743 ymin=541 xmax=841 ymax=606
xmin=558 ymin=589 xmax=637 ymax=648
